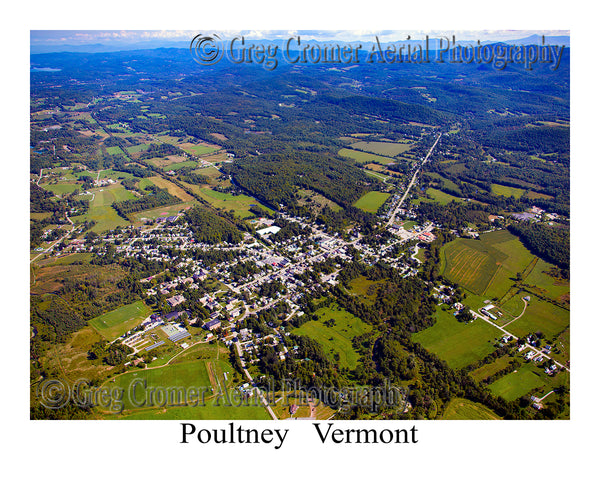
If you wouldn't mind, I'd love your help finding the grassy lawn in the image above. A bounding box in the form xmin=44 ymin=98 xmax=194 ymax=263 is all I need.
xmin=353 ymin=191 xmax=390 ymax=213
xmin=292 ymin=303 xmax=372 ymax=369
xmin=441 ymin=398 xmax=500 ymax=419
xmin=130 ymin=201 xmax=195 ymax=224
xmin=412 ymin=308 xmax=499 ymax=369
xmin=338 ymin=148 xmax=395 ymax=165
xmin=424 ymin=188 xmax=463 ymax=205
xmin=89 ymin=300 xmax=152 ymax=340
xmin=180 ymin=144 xmax=220 ymax=156
xmin=351 ymin=141 xmax=411 ymax=157
xmin=523 ymin=258 xmax=570 ymax=303
xmin=162 ymin=160 xmax=198 ymax=171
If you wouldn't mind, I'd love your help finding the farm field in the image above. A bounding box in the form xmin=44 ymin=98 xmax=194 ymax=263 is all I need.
xmin=100 ymin=343 xmax=269 ymax=419
xmin=195 ymin=187 xmax=273 ymax=218
xmin=180 ymin=144 xmax=220 ymax=156
xmin=523 ymin=258 xmax=570 ymax=302
xmin=130 ymin=201 xmax=195 ymax=224
xmin=501 ymin=293 xmax=569 ymax=341
xmin=338 ymin=148 xmax=395 ymax=165
xmin=440 ymin=230 xmax=535 ymax=298
xmin=89 ymin=300 xmax=152 ymax=341
xmin=42 ymin=182 xmax=80 ymax=196
xmin=71 ymin=184 xmax=135 ymax=232
xmin=412 ymin=308 xmax=499 ymax=369
xmin=419 ymin=188 xmax=463 ymax=205
xmin=441 ymin=398 xmax=500 ymax=420
xmin=353 ymin=191 xmax=390 ymax=213
xmin=470 ymin=355 xmax=513 ymax=383
xmin=488 ymin=361 xmax=568 ymax=401
xmin=351 ymin=141 xmax=411 ymax=157
xmin=144 ymin=176 xmax=194 ymax=201
xmin=491 ymin=183 xmax=526 ymax=198
xmin=106 ymin=146 xmax=124 ymax=155
xmin=292 ymin=303 xmax=372 ymax=369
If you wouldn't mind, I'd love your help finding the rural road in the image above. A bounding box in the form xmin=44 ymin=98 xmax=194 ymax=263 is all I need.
xmin=387 ymin=132 xmax=442 ymax=227
xmin=470 ymin=309 xmax=569 ymax=372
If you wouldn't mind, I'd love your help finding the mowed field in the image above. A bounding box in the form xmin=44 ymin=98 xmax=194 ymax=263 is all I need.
xmin=338 ymin=148 xmax=395 ymax=165
xmin=488 ymin=361 xmax=569 ymax=401
xmin=101 ymin=343 xmax=269 ymax=419
xmin=412 ymin=308 xmax=499 ymax=369
xmin=89 ymin=300 xmax=152 ymax=341
xmin=353 ymin=191 xmax=390 ymax=213
xmin=292 ymin=303 xmax=372 ymax=369
xmin=193 ymin=187 xmax=273 ymax=218
xmin=351 ymin=141 xmax=411 ymax=157
xmin=441 ymin=398 xmax=500 ymax=420
xmin=440 ymin=230 xmax=535 ymax=298
xmin=144 ymin=176 xmax=194 ymax=201
xmin=491 ymin=183 xmax=525 ymax=198
xmin=71 ymin=184 xmax=135 ymax=232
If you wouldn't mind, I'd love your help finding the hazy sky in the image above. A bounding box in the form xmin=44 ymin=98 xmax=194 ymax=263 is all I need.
xmin=31 ymin=29 xmax=570 ymax=46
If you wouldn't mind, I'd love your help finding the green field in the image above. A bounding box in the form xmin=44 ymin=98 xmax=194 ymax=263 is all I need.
xmin=89 ymin=300 xmax=152 ymax=340
xmin=353 ymin=191 xmax=390 ymax=213
xmin=523 ymin=259 xmax=570 ymax=302
xmin=292 ymin=304 xmax=372 ymax=369
xmin=488 ymin=361 xmax=560 ymax=401
xmin=126 ymin=144 xmax=150 ymax=154
xmin=71 ymin=185 xmax=135 ymax=232
xmin=43 ymin=182 xmax=80 ymax=196
xmin=501 ymin=294 xmax=569 ymax=340
xmin=412 ymin=308 xmax=499 ymax=369
xmin=106 ymin=146 xmax=124 ymax=155
xmin=491 ymin=183 xmax=526 ymax=198
xmin=441 ymin=398 xmax=500 ymax=419
xmin=162 ymin=160 xmax=198 ymax=171
xmin=181 ymin=144 xmax=219 ymax=156
xmin=190 ymin=187 xmax=273 ymax=218
xmin=101 ymin=343 xmax=269 ymax=419
xmin=346 ymin=276 xmax=385 ymax=305
xmin=351 ymin=141 xmax=411 ymax=157
xmin=440 ymin=230 xmax=535 ymax=298
xmin=338 ymin=148 xmax=395 ymax=165
xmin=470 ymin=355 xmax=513 ymax=383
xmin=415 ymin=188 xmax=463 ymax=205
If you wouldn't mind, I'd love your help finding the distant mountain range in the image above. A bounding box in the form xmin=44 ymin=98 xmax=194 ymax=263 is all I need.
xmin=30 ymin=34 xmax=569 ymax=55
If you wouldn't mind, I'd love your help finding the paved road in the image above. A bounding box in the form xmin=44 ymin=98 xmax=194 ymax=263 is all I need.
xmin=470 ymin=309 xmax=570 ymax=372
xmin=30 ymin=212 xmax=76 ymax=264
xmin=235 ymin=342 xmax=278 ymax=420
xmin=387 ymin=133 xmax=442 ymax=227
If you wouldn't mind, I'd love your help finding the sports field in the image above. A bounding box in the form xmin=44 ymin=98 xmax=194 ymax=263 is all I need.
xmin=412 ymin=308 xmax=499 ymax=369
xmin=292 ymin=303 xmax=372 ymax=369
xmin=338 ymin=148 xmax=395 ymax=165
xmin=351 ymin=141 xmax=411 ymax=157
xmin=353 ymin=191 xmax=390 ymax=213
xmin=89 ymin=300 xmax=152 ymax=340
xmin=441 ymin=398 xmax=500 ymax=420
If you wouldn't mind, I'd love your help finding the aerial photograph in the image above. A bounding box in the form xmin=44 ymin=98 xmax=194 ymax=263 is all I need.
xmin=30 ymin=29 xmax=570 ymax=421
